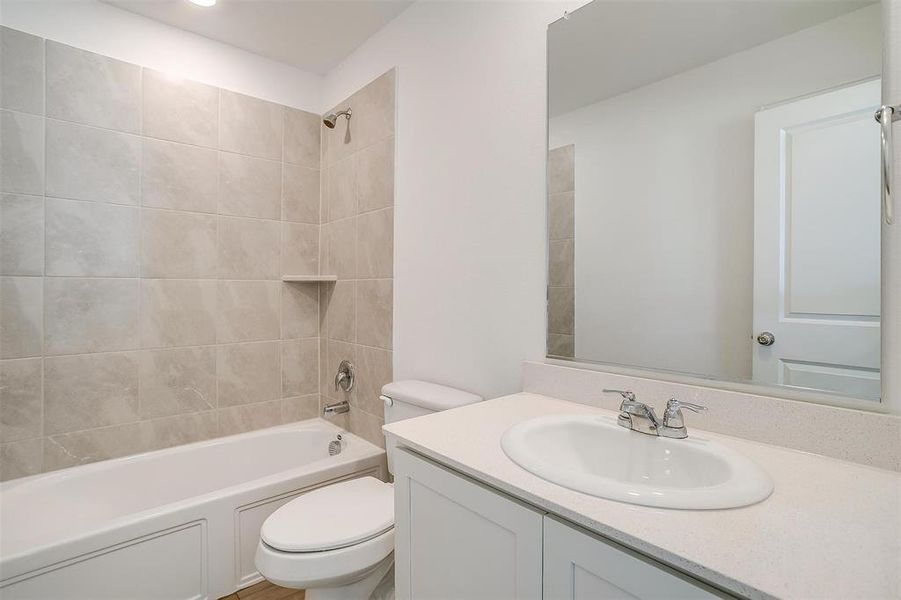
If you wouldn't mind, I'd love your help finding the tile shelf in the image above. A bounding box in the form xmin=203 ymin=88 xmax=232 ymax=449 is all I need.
xmin=281 ymin=275 xmax=338 ymax=282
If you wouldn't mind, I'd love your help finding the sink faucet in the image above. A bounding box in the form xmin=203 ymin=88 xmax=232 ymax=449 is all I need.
xmin=602 ymin=390 xmax=706 ymax=439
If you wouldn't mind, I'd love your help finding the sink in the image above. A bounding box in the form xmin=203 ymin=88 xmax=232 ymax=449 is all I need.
xmin=501 ymin=414 xmax=773 ymax=509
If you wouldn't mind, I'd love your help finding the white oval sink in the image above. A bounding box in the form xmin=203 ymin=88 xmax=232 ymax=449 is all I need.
xmin=501 ymin=414 xmax=773 ymax=510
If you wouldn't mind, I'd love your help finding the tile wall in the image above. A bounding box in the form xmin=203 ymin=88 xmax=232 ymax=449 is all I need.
xmin=318 ymin=71 xmax=396 ymax=448
xmin=547 ymin=144 xmax=574 ymax=358
xmin=0 ymin=27 xmax=325 ymax=480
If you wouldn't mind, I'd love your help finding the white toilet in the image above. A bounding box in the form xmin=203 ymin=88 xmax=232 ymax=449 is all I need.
xmin=255 ymin=380 xmax=482 ymax=600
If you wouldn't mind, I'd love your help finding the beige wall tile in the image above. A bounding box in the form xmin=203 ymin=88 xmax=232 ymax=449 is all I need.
xmin=140 ymin=411 xmax=217 ymax=452
xmin=0 ymin=358 xmax=42 ymax=443
xmin=140 ymin=279 xmax=217 ymax=348
xmin=217 ymin=342 xmax=280 ymax=407
xmin=0 ymin=276 xmax=42 ymax=359
xmin=348 ymin=409 xmax=385 ymax=449
xmin=281 ymin=394 xmax=319 ymax=422
xmin=0 ymin=437 xmax=42 ymax=481
xmin=548 ymin=286 xmax=575 ymax=335
xmin=0 ymin=193 xmax=43 ymax=275
xmin=352 ymin=70 xmax=396 ymax=152
xmin=327 ymin=158 xmax=356 ymax=222
xmin=281 ymin=339 xmax=318 ymax=398
xmin=45 ymin=119 xmax=140 ymax=205
xmin=282 ymin=164 xmax=320 ymax=224
xmin=44 ymin=352 xmax=139 ymax=435
xmin=1 ymin=109 xmax=43 ymax=195
xmin=217 ymin=280 xmax=280 ymax=343
xmin=547 ymin=333 xmax=575 ymax=358
xmin=281 ymin=222 xmax=319 ymax=277
xmin=356 ymin=279 xmax=392 ymax=349
xmin=142 ymin=69 xmax=218 ymax=147
xmin=281 ymin=282 xmax=319 ymax=339
xmin=324 ymin=218 xmax=356 ymax=279
xmin=284 ymin=107 xmax=320 ymax=168
xmin=44 ymin=278 xmax=138 ymax=355
xmin=139 ymin=347 xmax=217 ymax=418
xmin=218 ymin=216 xmax=280 ymax=280
xmin=141 ymin=209 xmax=217 ymax=279
xmin=44 ymin=422 xmax=143 ymax=472
xmin=219 ymin=90 xmax=283 ymax=160
xmin=218 ymin=399 xmax=282 ymax=437
xmin=1 ymin=27 xmax=44 ymax=115
xmin=326 ymin=280 xmax=355 ymax=343
xmin=142 ymin=138 xmax=218 ymax=213
xmin=356 ymin=136 xmax=394 ymax=213
xmin=45 ymin=198 xmax=140 ymax=277
xmin=548 ymin=191 xmax=574 ymax=240
xmin=548 ymin=239 xmax=574 ymax=288
xmin=548 ymin=144 xmax=574 ymax=194
xmin=219 ymin=152 xmax=282 ymax=220
xmin=354 ymin=346 xmax=392 ymax=416
xmin=357 ymin=208 xmax=393 ymax=279
xmin=45 ymin=41 xmax=140 ymax=133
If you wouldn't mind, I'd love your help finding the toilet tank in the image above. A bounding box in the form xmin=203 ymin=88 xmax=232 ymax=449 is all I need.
xmin=380 ymin=380 xmax=482 ymax=475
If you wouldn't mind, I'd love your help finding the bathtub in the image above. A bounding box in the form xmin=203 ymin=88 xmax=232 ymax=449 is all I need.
xmin=0 ymin=419 xmax=386 ymax=600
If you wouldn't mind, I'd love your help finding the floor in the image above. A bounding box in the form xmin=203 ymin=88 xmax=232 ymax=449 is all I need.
xmin=219 ymin=579 xmax=304 ymax=600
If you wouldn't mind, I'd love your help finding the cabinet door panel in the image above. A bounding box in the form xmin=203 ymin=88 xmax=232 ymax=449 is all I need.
xmin=543 ymin=516 xmax=726 ymax=600
xmin=394 ymin=448 xmax=543 ymax=600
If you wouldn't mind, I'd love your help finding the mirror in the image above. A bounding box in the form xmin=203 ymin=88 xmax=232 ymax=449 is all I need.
xmin=547 ymin=0 xmax=884 ymax=408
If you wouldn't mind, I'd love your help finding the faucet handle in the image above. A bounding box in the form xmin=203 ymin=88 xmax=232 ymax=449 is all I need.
xmin=666 ymin=398 xmax=706 ymax=414
xmin=602 ymin=389 xmax=636 ymax=402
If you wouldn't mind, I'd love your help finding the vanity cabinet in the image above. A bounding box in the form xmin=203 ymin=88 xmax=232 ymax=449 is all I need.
xmin=394 ymin=448 xmax=729 ymax=600
xmin=543 ymin=516 xmax=724 ymax=599
xmin=393 ymin=447 xmax=543 ymax=599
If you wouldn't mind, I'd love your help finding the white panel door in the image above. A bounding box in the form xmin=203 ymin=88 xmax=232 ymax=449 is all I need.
xmin=753 ymin=79 xmax=881 ymax=400
xmin=393 ymin=448 xmax=543 ymax=600
xmin=543 ymin=517 xmax=725 ymax=600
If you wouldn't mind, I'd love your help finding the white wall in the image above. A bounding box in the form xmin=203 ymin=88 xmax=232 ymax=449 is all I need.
xmin=322 ymin=1 xmax=583 ymax=400
xmin=549 ymin=5 xmax=881 ymax=381
xmin=0 ymin=0 xmax=322 ymax=111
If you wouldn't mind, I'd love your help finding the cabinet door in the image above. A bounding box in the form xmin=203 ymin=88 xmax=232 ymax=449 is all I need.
xmin=393 ymin=448 xmax=543 ymax=600
xmin=543 ymin=517 xmax=728 ymax=600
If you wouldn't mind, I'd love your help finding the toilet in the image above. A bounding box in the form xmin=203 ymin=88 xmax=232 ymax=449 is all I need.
xmin=255 ymin=380 xmax=482 ymax=599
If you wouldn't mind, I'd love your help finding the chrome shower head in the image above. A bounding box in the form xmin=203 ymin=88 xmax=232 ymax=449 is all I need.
xmin=323 ymin=108 xmax=352 ymax=129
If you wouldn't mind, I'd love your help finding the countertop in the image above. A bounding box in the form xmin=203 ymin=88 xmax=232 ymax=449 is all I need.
xmin=382 ymin=393 xmax=901 ymax=600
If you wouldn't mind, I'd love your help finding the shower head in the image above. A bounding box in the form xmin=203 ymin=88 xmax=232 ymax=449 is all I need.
xmin=323 ymin=108 xmax=352 ymax=129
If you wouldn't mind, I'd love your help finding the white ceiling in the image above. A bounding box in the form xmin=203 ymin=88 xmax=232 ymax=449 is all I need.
xmin=104 ymin=0 xmax=413 ymax=74
xmin=549 ymin=0 xmax=874 ymax=116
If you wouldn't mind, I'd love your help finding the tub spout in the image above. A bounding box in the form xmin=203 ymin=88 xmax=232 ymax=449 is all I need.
xmin=322 ymin=400 xmax=350 ymax=416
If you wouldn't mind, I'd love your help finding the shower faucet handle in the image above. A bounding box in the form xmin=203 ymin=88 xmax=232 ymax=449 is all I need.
xmin=334 ymin=360 xmax=354 ymax=392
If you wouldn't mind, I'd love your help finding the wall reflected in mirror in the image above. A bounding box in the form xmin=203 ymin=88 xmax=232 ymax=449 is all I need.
xmin=547 ymin=0 xmax=883 ymax=405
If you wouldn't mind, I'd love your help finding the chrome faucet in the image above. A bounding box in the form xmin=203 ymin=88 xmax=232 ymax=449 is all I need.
xmin=603 ymin=390 xmax=706 ymax=439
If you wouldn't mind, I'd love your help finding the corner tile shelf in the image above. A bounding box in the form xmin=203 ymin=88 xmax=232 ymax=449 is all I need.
xmin=281 ymin=275 xmax=338 ymax=282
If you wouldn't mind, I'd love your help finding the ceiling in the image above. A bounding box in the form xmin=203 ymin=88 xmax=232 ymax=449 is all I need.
xmin=548 ymin=0 xmax=875 ymax=117
xmin=104 ymin=0 xmax=413 ymax=74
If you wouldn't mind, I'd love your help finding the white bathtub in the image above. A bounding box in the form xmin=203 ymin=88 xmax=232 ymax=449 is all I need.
xmin=0 ymin=419 xmax=386 ymax=600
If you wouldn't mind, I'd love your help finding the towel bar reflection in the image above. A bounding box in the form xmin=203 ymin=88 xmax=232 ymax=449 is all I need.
xmin=875 ymin=104 xmax=901 ymax=225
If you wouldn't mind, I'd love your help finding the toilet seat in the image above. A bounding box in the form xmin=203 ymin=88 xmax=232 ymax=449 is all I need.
xmin=261 ymin=477 xmax=394 ymax=552
xmin=256 ymin=527 xmax=395 ymax=590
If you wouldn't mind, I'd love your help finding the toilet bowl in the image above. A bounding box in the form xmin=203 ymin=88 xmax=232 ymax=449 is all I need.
xmin=256 ymin=381 xmax=482 ymax=599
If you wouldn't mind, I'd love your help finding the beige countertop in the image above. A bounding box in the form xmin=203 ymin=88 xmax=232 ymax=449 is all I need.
xmin=382 ymin=393 xmax=901 ymax=600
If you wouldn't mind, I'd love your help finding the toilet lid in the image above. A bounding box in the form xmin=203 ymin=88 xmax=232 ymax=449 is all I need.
xmin=261 ymin=477 xmax=394 ymax=552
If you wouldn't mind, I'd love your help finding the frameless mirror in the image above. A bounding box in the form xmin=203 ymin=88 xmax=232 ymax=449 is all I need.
xmin=547 ymin=0 xmax=886 ymax=409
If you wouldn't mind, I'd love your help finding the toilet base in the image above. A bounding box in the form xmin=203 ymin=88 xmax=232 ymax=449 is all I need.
xmin=305 ymin=554 xmax=394 ymax=600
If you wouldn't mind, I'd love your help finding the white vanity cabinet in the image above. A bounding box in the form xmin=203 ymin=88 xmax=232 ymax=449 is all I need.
xmin=394 ymin=448 xmax=730 ymax=600
xmin=393 ymin=447 xmax=544 ymax=600
xmin=543 ymin=516 xmax=724 ymax=599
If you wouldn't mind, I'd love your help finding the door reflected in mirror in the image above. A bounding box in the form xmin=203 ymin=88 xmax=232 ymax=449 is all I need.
xmin=547 ymin=0 xmax=883 ymax=407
